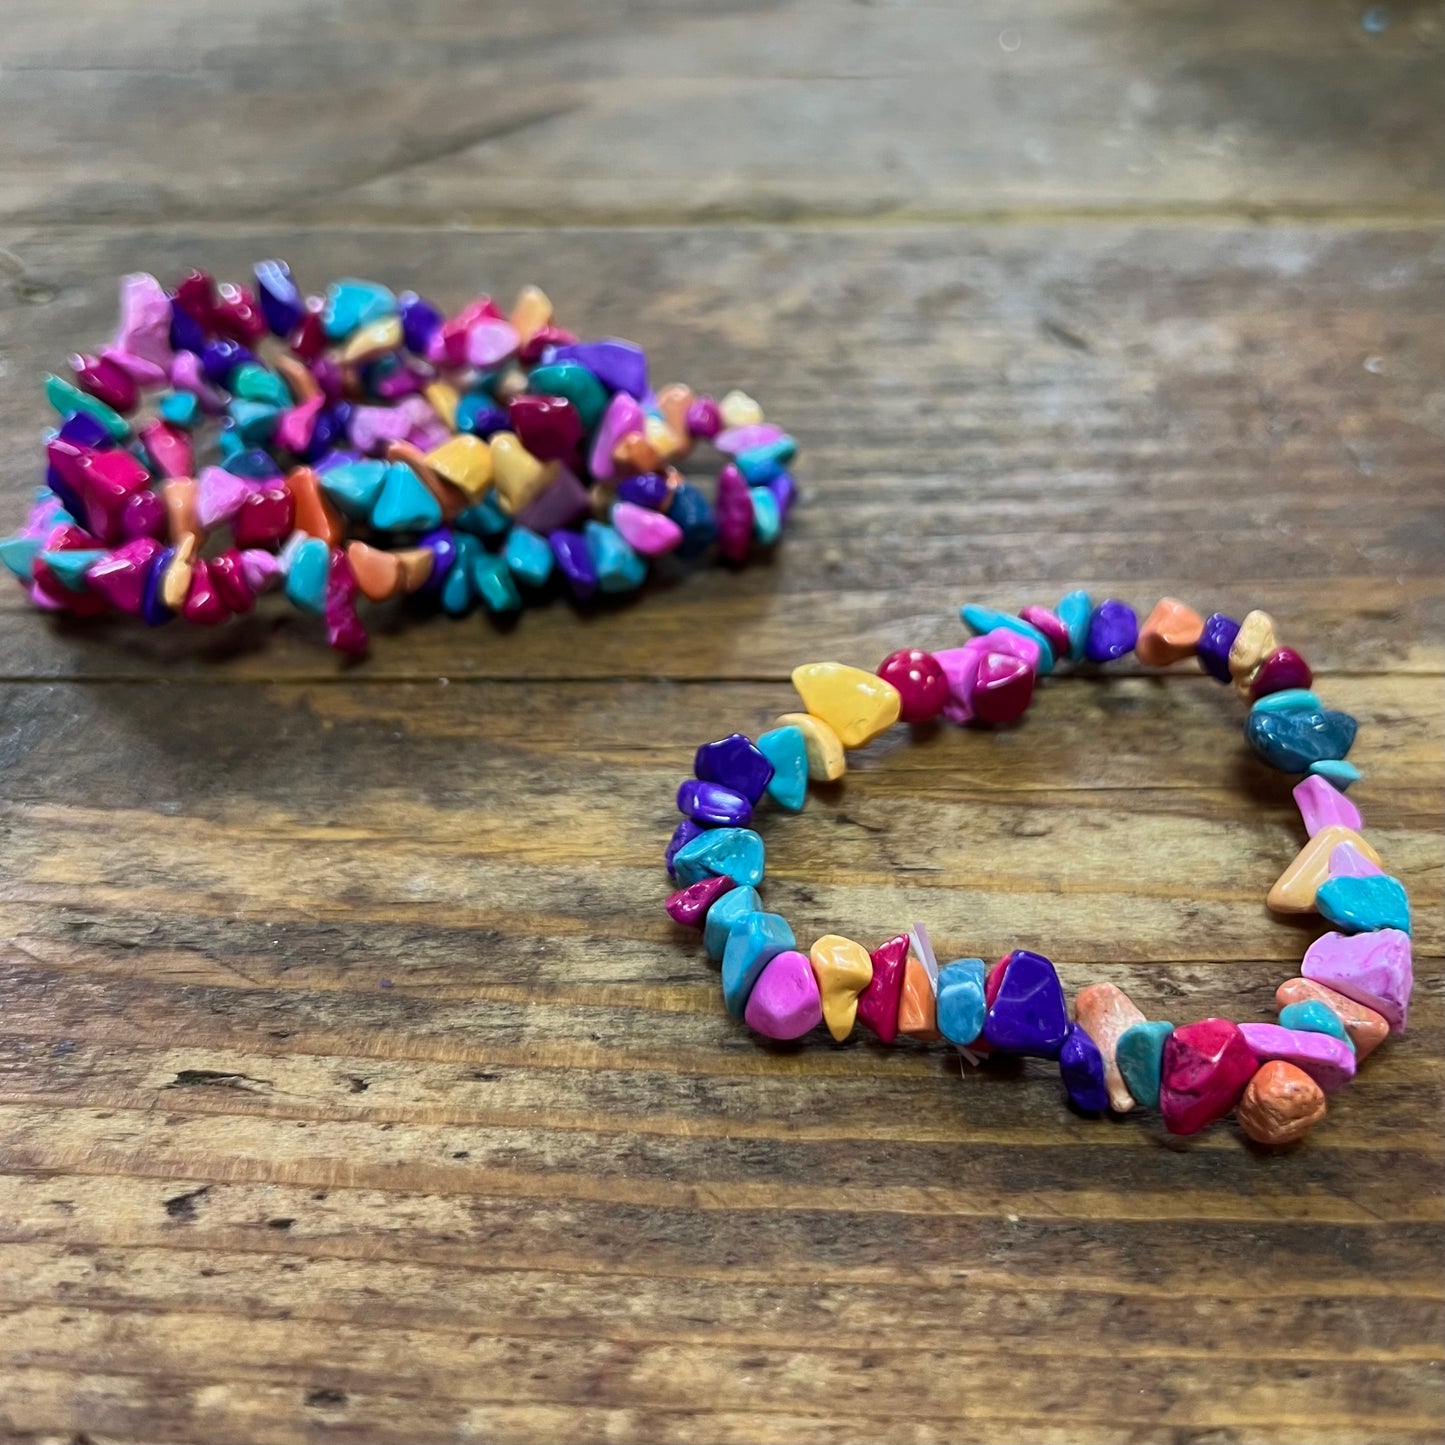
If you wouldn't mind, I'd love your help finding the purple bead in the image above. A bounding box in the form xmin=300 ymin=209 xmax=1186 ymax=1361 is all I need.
xmin=418 ymin=528 xmax=458 ymax=595
xmin=304 ymin=406 xmax=347 ymax=462
xmin=981 ymin=949 xmax=1068 ymax=1058
xmin=665 ymin=818 xmax=705 ymax=879
xmin=253 ymin=260 xmax=303 ymax=337
xmin=1084 ymin=599 xmax=1138 ymax=663
xmin=200 ymin=339 xmax=253 ymax=388
xmin=311 ymin=356 xmax=345 ymax=402
xmin=1197 ymin=612 xmax=1241 ymax=683
xmin=399 ymin=292 xmax=444 ymax=356
xmin=141 ymin=546 xmax=175 ymax=626
xmin=464 ymin=405 xmax=510 ymax=440
xmin=550 ymin=528 xmax=598 ymax=600
xmin=43 ymin=464 xmax=86 ymax=524
xmin=677 ymin=779 xmax=753 ymax=828
xmin=616 ymin=473 xmax=670 ymax=510
xmin=767 ymin=471 xmax=796 ymax=522
xmin=121 ymin=488 xmax=166 ymax=541
xmin=694 ymin=733 xmax=774 ymax=804
xmin=55 ymin=412 xmax=112 ymax=450
xmin=1059 ymin=1023 xmax=1109 ymax=1112
xmin=168 ymin=299 xmax=208 ymax=355
xmin=550 ymin=340 xmax=647 ymax=399
xmin=685 ymin=397 xmax=721 ymax=439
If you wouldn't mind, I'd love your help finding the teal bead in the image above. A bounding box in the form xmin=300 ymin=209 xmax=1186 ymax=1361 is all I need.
xmin=441 ymin=535 xmax=478 ymax=616
xmin=503 ymin=526 xmax=554 ymax=587
xmin=38 ymin=548 xmax=105 ymax=592
xmin=1311 ymin=759 xmax=1361 ymax=791
xmin=584 ymin=521 xmax=646 ymax=593
xmin=228 ymin=399 xmax=280 ymax=445
xmin=1056 ymin=590 xmax=1092 ymax=662
xmin=704 ymin=884 xmax=761 ymax=961
xmin=322 ymin=278 xmax=397 ymax=340
xmin=673 ymin=826 xmax=765 ymax=889
xmin=45 ymin=374 xmax=129 ymax=441
xmin=158 ymin=391 xmax=200 ymax=428
xmin=473 ymin=550 xmax=522 ymax=613
xmin=0 ymin=534 xmax=42 ymax=583
xmin=1278 ymin=1000 xmax=1354 ymax=1053
xmin=457 ymin=493 xmax=512 ymax=539
xmin=1116 ymin=1020 xmax=1174 ymax=1110
xmin=749 ymin=486 xmax=781 ymax=545
xmin=230 ymin=363 xmax=291 ymax=409
xmin=1246 ymin=708 xmax=1357 ymax=773
xmin=372 ymin=462 xmax=443 ymax=533
xmin=756 ymin=726 xmax=808 ymax=812
xmin=734 ymin=438 xmax=795 ymax=484
xmin=1316 ymin=874 xmax=1411 ymax=935
xmin=721 ymin=911 xmax=796 ymax=1017
xmin=284 ymin=536 xmax=331 ymax=616
xmin=320 ymin=460 xmax=388 ymax=520
xmin=217 ymin=426 xmax=244 ymax=462
xmin=936 ymin=959 xmax=987 ymax=1047
xmin=454 ymin=392 xmax=495 ymax=434
xmin=1251 ymin=689 xmax=1323 ymax=716
xmin=528 ymin=362 xmax=608 ymax=429
xmin=961 ymin=604 xmax=1054 ymax=673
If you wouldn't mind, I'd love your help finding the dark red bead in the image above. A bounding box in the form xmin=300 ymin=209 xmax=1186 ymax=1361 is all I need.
xmin=877 ymin=648 xmax=949 ymax=723
xmin=519 ymin=324 xmax=577 ymax=366
xmin=212 ymin=282 xmax=269 ymax=345
xmin=173 ymin=269 xmax=218 ymax=323
xmin=70 ymin=352 xmax=138 ymax=414
xmin=971 ymin=650 xmax=1034 ymax=724
xmin=208 ymin=548 xmax=255 ymax=614
xmin=508 ymin=394 xmax=583 ymax=462
xmin=232 ymin=485 xmax=294 ymax=548
xmin=1251 ymin=646 xmax=1313 ymax=699
xmin=288 ymin=300 xmax=328 ymax=363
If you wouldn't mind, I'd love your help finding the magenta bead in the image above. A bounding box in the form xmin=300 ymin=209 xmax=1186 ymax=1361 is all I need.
xmin=71 ymin=352 xmax=138 ymax=414
xmin=232 ymin=485 xmax=294 ymax=548
xmin=971 ymin=651 xmax=1034 ymax=724
xmin=1019 ymin=605 xmax=1071 ymax=664
xmin=665 ymin=874 xmax=735 ymax=928
xmin=685 ymin=396 xmax=721 ymax=439
xmin=324 ymin=547 xmax=368 ymax=656
xmin=714 ymin=463 xmax=753 ymax=563
xmin=1251 ymin=646 xmax=1313 ymax=699
xmin=877 ymin=648 xmax=950 ymax=723
xmin=121 ymin=489 xmax=167 ymax=541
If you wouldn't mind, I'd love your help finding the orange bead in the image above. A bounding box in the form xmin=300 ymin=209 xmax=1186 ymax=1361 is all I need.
xmin=1136 ymin=597 xmax=1205 ymax=668
xmin=287 ymin=466 xmax=342 ymax=544
xmin=656 ymin=383 xmax=695 ymax=453
xmin=612 ymin=431 xmax=661 ymax=476
xmin=346 ymin=541 xmax=404 ymax=603
xmin=897 ymin=953 xmax=941 ymax=1042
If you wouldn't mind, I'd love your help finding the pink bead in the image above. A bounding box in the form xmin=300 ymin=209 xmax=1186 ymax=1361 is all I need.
xmin=1302 ymin=929 xmax=1412 ymax=1033
xmin=1159 ymin=1018 xmax=1257 ymax=1135
xmin=685 ymin=396 xmax=721 ymax=439
xmin=464 ymin=318 xmax=521 ymax=369
xmin=984 ymin=955 xmax=1009 ymax=1008
xmin=934 ymin=641 xmax=988 ymax=724
xmin=349 ymin=404 xmax=410 ymax=454
xmin=665 ymin=874 xmax=735 ymax=928
xmin=714 ymin=423 xmax=787 ymax=456
xmin=1236 ymin=1023 xmax=1357 ymax=1094
xmin=324 ymin=547 xmax=368 ymax=656
xmin=1019 ymin=605 xmax=1072 ymax=663
xmin=233 ymin=486 xmax=294 ymax=548
xmin=1252 ymin=647 xmax=1313 ymax=700
xmin=240 ymin=549 xmax=282 ymax=594
xmin=121 ymin=489 xmax=167 ymax=541
xmin=714 ymin=463 xmax=754 ymax=563
xmin=877 ymin=649 xmax=950 ymax=723
xmin=169 ymin=350 xmax=226 ymax=412
xmin=744 ymin=950 xmax=824 ymax=1041
xmin=276 ymin=396 xmax=324 ymax=454
xmin=114 ymin=272 xmax=173 ymax=367
xmin=101 ymin=345 xmax=168 ymax=389
xmin=588 ymin=392 xmax=645 ymax=483
xmin=196 ymin=467 xmax=253 ymax=530
xmin=1292 ymin=774 xmax=1362 ymax=837
xmin=612 ymin=500 xmax=683 ymax=557
xmin=70 ymin=352 xmax=138 ymax=413
xmin=1329 ymin=842 xmax=1383 ymax=879
xmin=207 ymin=549 xmax=255 ymax=614
xmin=139 ymin=419 xmax=193 ymax=480
xmin=181 ymin=560 xmax=230 ymax=626
xmin=85 ymin=538 xmax=163 ymax=615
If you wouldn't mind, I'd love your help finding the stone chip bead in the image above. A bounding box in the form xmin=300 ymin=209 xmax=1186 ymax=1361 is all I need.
xmin=1236 ymin=1061 xmax=1327 ymax=1147
xmin=936 ymin=959 xmax=987 ymax=1048
xmin=897 ymin=952 xmax=941 ymax=1042
xmin=1251 ymin=646 xmax=1313 ymax=699
xmin=665 ymin=874 xmax=734 ymax=928
xmin=1267 ymin=825 xmax=1381 ymax=913
xmin=1135 ymin=597 xmax=1204 ymax=668
xmin=671 ymin=827 xmax=765 ymax=889
xmin=1196 ymin=612 xmax=1241 ymax=683
xmin=1276 ymin=1000 xmax=1355 ymax=1053
xmin=722 ymin=912 xmax=796 ymax=1017
xmin=694 ymin=733 xmax=775 ymax=805
xmin=1315 ymin=874 xmax=1411 ymax=935
xmin=808 ymin=934 xmax=874 ymax=1042
xmin=1084 ymin=599 xmax=1138 ymax=663
xmin=1293 ymin=774 xmax=1362 ymax=836
xmin=756 ymin=726 xmax=808 ymax=811
xmin=1236 ymin=1022 xmax=1356 ymax=1093
xmin=1059 ymin=1025 xmax=1110 ymax=1113
xmin=1159 ymin=1018 xmax=1257 ymax=1136
xmin=856 ymin=934 xmax=911 ymax=1044
xmin=1274 ymin=977 xmax=1389 ymax=1060
xmin=703 ymin=885 xmax=762 ymax=962
xmin=791 ymin=662 xmax=903 ymax=749
xmin=982 ymin=949 xmax=1069 ymax=1058
xmin=1073 ymin=982 xmax=1147 ymax=1112
xmin=744 ymin=950 xmax=824 ymax=1040
xmin=1302 ymin=928 xmax=1412 ymax=1033
xmin=877 ymin=649 xmax=950 ymax=723
xmin=677 ymin=779 xmax=753 ymax=828
xmin=1116 ymin=1020 xmax=1174 ymax=1110
xmin=774 ymin=712 xmax=846 ymax=783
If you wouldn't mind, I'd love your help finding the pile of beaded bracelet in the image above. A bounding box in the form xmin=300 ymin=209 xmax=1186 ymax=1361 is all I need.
xmin=0 ymin=265 xmax=798 ymax=653
xmin=664 ymin=594 xmax=1411 ymax=1147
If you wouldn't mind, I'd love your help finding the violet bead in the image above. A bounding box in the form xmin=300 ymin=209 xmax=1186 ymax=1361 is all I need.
xmin=399 ymin=292 xmax=444 ymax=356
xmin=1084 ymin=599 xmax=1138 ymax=663
xmin=1197 ymin=613 xmax=1240 ymax=683
xmin=254 ymin=259 xmax=303 ymax=337
xmin=665 ymin=818 xmax=706 ymax=879
xmin=981 ymin=948 xmax=1069 ymax=1058
xmin=685 ymin=396 xmax=722 ymax=439
xmin=200 ymin=339 xmax=254 ymax=388
xmin=463 ymin=404 xmax=510 ymax=440
xmin=767 ymin=470 xmax=796 ymax=522
xmin=549 ymin=340 xmax=648 ymax=400
xmin=694 ymin=733 xmax=775 ymax=804
xmin=617 ymin=473 xmax=671 ymax=510
xmin=1059 ymin=1023 xmax=1110 ymax=1112
xmin=168 ymin=299 xmax=208 ymax=355
xmin=140 ymin=546 xmax=175 ymax=626
xmin=678 ymin=779 xmax=754 ymax=828
xmin=550 ymin=528 xmax=598 ymax=599
xmin=56 ymin=412 xmax=113 ymax=450
xmin=417 ymin=528 xmax=458 ymax=595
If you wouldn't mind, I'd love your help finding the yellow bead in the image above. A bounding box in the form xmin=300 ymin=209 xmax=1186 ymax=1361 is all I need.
xmin=339 ymin=316 xmax=404 ymax=364
xmin=644 ymin=413 xmax=684 ymax=461
xmin=424 ymin=434 xmax=493 ymax=502
xmin=719 ymin=389 xmax=763 ymax=428
xmin=808 ymin=934 xmax=874 ymax=1042
xmin=489 ymin=432 xmax=556 ymax=515
xmin=510 ymin=284 xmax=553 ymax=341
xmin=1229 ymin=609 xmax=1278 ymax=698
xmin=424 ymin=381 xmax=459 ymax=430
xmin=1268 ymin=825 xmax=1382 ymax=914
xmin=790 ymin=662 xmax=901 ymax=749
xmin=775 ymin=712 xmax=846 ymax=782
xmin=160 ymin=532 xmax=197 ymax=612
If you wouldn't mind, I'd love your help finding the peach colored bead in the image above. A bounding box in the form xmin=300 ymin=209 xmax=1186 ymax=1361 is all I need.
xmin=1268 ymin=825 xmax=1382 ymax=913
xmin=509 ymin=284 xmax=553 ymax=342
xmin=1073 ymin=982 xmax=1147 ymax=1112
xmin=897 ymin=953 xmax=941 ymax=1042
xmin=1236 ymin=1061 xmax=1327 ymax=1146
xmin=346 ymin=541 xmax=405 ymax=602
xmin=1274 ymin=977 xmax=1389 ymax=1060
xmin=1135 ymin=597 xmax=1205 ymax=668
xmin=288 ymin=465 xmax=343 ymax=545
xmin=162 ymin=477 xmax=200 ymax=545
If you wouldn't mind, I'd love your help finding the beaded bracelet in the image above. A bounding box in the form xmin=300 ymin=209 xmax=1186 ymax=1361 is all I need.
xmin=0 ymin=265 xmax=799 ymax=653
xmin=664 ymin=595 xmax=1412 ymax=1147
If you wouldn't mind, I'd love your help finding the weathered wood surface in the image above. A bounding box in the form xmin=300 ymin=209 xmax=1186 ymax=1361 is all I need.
xmin=0 ymin=1 xmax=1443 ymax=1442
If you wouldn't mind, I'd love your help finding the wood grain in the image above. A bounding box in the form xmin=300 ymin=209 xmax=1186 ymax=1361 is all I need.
xmin=0 ymin=1 xmax=1442 ymax=1441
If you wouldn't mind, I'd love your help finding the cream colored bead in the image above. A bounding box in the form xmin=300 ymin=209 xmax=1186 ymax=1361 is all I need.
xmin=719 ymin=389 xmax=763 ymax=429
xmin=775 ymin=712 xmax=846 ymax=782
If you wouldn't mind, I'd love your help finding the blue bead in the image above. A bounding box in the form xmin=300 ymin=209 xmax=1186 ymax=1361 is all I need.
xmin=734 ymin=438 xmax=795 ymax=484
xmin=721 ymin=911 xmax=795 ymax=1017
xmin=158 ymin=391 xmax=200 ymax=429
xmin=981 ymin=949 xmax=1069 ymax=1058
xmin=1310 ymin=759 xmax=1362 ymax=791
xmin=695 ymin=734 xmax=774 ymax=805
xmin=668 ymin=483 xmax=716 ymax=558
xmin=961 ymin=604 xmax=1055 ymax=673
xmin=703 ymin=885 xmax=761 ymax=962
xmin=1245 ymin=709 xmax=1357 ymax=773
xmin=1316 ymin=875 xmax=1411 ymax=935
xmin=1197 ymin=613 xmax=1240 ymax=683
xmin=323 ymin=278 xmax=397 ymax=340
xmin=678 ymin=779 xmax=753 ymax=828
xmin=585 ymin=521 xmax=647 ymax=593
xmin=672 ymin=827 xmax=766 ymax=889
xmin=473 ymin=551 xmax=522 ymax=614
xmin=55 ymin=412 xmax=112 ymax=450
xmin=550 ymin=529 xmax=598 ymax=599
xmin=398 ymin=292 xmax=443 ymax=355
xmin=303 ymin=408 xmax=345 ymax=463
xmin=1116 ymin=1021 xmax=1174 ymax=1109
xmin=38 ymin=549 xmax=104 ymax=592
xmin=225 ymin=448 xmax=282 ymax=482
xmin=503 ymin=526 xmax=554 ymax=588
xmin=616 ymin=473 xmax=670 ymax=509
xmin=749 ymin=486 xmax=781 ymax=546
xmin=200 ymin=339 xmax=253 ymax=387
xmin=1250 ymin=688 xmax=1322 ymax=716
xmin=319 ymin=460 xmax=388 ymax=520
xmin=1059 ymin=1023 xmax=1110 ymax=1112
xmin=169 ymin=299 xmax=208 ymax=355
xmin=1084 ymin=599 xmax=1138 ymax=663
xmin=372 ymin=462 xmax=443 ymax=533
xmin=141 ymin=547 xmax=175 ymax=626
xmin=216 ymin=426 xmax=243 ymax=462
xmin=1278 ymin=1000 xmax=1354 ymax=1052
xmin=284 ymin=536 xmax=330 ymax=616
xmin=0 ymin=534 xmax=42 ymax=583
xmin=756 ymin=726 xmax=807 ymax=812
xmin=936 ymin=959 xmax=986 ymax=1047
xmin=1055 ymin=590 xmax=1092 ymax=662
xmin=253 ymin=259 xmax=303 ymax=337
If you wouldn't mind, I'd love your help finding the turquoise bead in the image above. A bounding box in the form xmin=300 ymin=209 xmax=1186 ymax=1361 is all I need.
xmin=584 ymin=521 xmax=646 ymax=593
xmin=1056 ymin=590 xmax=1092 ymax=662
xmin=457 ymin=493 xmax=512 ymax=539
xmin=756 ymin=726 xmax=808 ymax=812
xmin=217 ymin=426 xmax=244 ymax=461
xmin=473 ymin=550 xmax=522 ymax=613
xmin=230 ymin=363 xmax=291 ymax=409
xmin=960 ymin=604 xmax=1054 ymax=673
xmin=1316 ymin=874 xmax=1410 ymax=935
xmin=454 ymin=392 xmax=496 ymax=434
xmin=229 ymin=399 xmax=280 ymax=445
xmin=734 ymin=438 xmax=795 ymax=484
xmin=503 ymin=526 xmax=554 ymax=588
xmin=1311 ymin=759 xmax=1361 ymax=791
xmin=528 ymin=362 xmax=608 ymax=429
xmin=721 ymin=911 xmax=796 ymax=1017
xmin=0 ymin=534 xmax=42 ymax=583
xmin=673 ymin=826 xmax=765 ymax=889
xmin=38 ymin=548 xmax=105 ymax=592
xmin=158 ymin=391 xmax=200 ymax=428
xmin=441 ymin=534 xmax=479 ymax=616
xmin=45 ymin=374 xmax=129 ymax=441
xmin=1116 ymin=1020 xmax=1174 ymax=1110
xmin=704 ymin=884 xmax=761 ymax=961
xmin=1251 ymin=689 xmax=1323 ymax=716
xmin=749 ymin=486 xmax=781 ymax=545
xmin=372 ymin=462 xmax=443 ymax=532
xmin=1246 ymin=708 xmax=1357 ymax=773
xmin=284 ymin=536 xmax=330 ymax=616
xmin=1278 ymin=1000 xmax=1354 ymax=1052
xmin=323 ymin=278 xmax=397 ymax=339
xmin=937 ymin=958 xmax=987 ymax=1047
xmin=320 ymin=460 xmax=388 ymax=520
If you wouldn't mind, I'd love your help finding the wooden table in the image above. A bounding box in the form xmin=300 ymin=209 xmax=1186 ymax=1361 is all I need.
xmin=1 ymin=3 xmax=1441 ymax=1441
